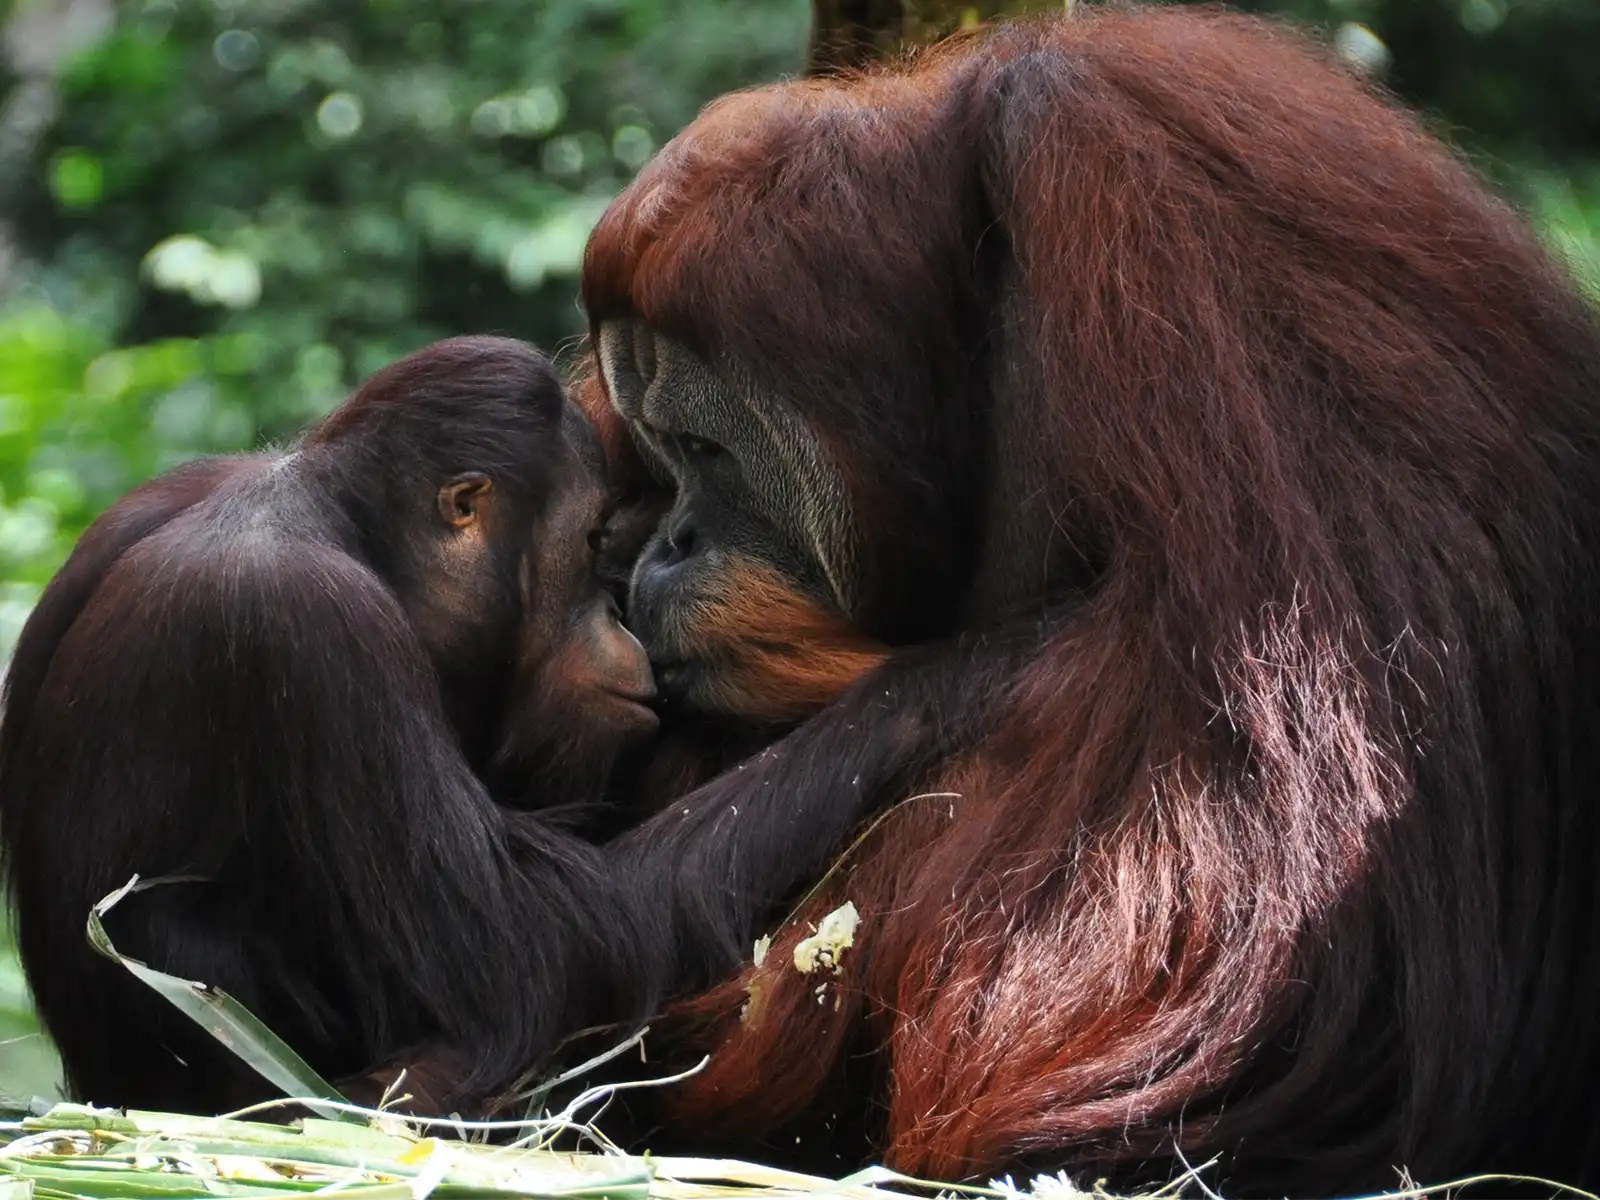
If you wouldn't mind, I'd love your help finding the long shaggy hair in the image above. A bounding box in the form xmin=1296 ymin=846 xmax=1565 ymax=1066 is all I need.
xmin=578 ymin=6 xmax=1600 ymax=1193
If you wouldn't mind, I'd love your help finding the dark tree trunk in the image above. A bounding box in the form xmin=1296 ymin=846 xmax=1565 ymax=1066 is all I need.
xmin=806 ymin=0 xmax=1062 ymax=76
xmin=806 ymin=0 xmax=909 ymax=75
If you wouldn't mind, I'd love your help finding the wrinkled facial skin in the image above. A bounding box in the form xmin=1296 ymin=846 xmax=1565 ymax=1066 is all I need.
xmin=491 ymin=401 xmax=660 ymax=807
xmin=595 ymin=318 xmax=888 ymax=725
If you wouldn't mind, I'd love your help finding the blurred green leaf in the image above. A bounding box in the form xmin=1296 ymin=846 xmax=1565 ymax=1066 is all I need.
xmin=46 ymin=150 xmax=102 ymax=210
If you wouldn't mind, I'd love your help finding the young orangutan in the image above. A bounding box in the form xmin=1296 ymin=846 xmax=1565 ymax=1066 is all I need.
xmin=0 ymin=336 xmax=660 ymax=1116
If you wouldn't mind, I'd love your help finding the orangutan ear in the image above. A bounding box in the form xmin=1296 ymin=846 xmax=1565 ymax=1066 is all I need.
xmin=437 ymin=473 xmax=494 ymax=529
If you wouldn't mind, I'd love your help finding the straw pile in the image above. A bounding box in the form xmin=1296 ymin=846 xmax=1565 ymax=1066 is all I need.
xmin=2 ymin=1103 xmax=1596 ymax=1200
xmin=0 ymin=1102 xmax=1162 ymax=1200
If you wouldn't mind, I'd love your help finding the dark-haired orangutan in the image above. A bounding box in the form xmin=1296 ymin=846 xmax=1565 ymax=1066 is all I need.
xmin=0 ymin=336 xmax=673 ymax=1115
xmin=573 ymin=6 xmax=1600 ymax=1194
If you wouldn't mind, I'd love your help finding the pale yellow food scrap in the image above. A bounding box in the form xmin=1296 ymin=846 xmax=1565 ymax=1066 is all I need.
xmin=792 ymin=901 xmax=860 ymax=975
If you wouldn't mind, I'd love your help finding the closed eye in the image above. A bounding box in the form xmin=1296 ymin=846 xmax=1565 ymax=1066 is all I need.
xmin=628 ymin=420 xmax=725 ymax=474
xmin=680 ymin=434 xmax=723 ymax=459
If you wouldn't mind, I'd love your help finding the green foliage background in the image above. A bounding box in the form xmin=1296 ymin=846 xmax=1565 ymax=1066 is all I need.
xmin=0 ymin=0 xmax=1596 ymax=1105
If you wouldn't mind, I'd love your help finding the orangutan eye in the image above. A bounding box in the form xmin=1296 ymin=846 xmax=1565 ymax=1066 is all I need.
xmin=680 ymin=434 xmax=724 ymax=460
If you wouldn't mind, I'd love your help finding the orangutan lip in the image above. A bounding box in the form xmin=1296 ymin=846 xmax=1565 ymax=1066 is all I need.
xmin=604 ymin=686 xmax=658 ymax=708
xmin=602 ymin=689 xmax=661 ymax=731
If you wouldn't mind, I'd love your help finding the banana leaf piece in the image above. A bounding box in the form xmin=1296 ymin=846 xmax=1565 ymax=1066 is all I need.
xmin=86 ymin=878 xmax=348 ymax=1120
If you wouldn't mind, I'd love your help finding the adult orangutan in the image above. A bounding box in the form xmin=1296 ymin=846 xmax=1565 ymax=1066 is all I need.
xmin=573 ymin=5 xmax=1600 ymax=1194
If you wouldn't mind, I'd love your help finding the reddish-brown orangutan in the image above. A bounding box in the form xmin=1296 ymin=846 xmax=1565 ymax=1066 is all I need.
xmin=571 ymin=5 xmax=1600 ymax=1194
